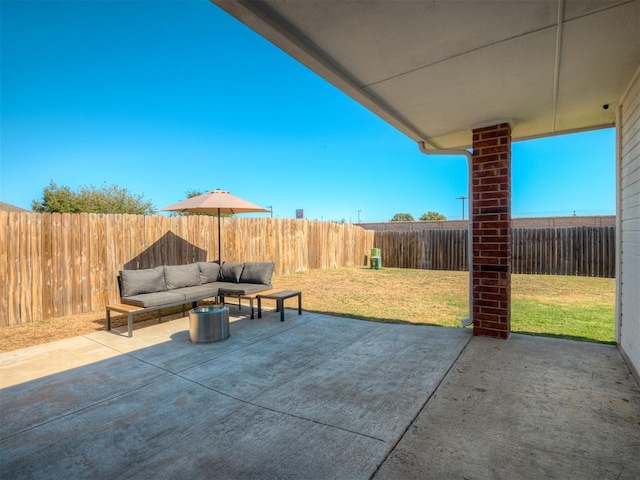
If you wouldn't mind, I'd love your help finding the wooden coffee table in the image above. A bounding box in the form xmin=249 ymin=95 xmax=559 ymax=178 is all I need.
xmin=256 ymin=290 xmax=302 ymax=322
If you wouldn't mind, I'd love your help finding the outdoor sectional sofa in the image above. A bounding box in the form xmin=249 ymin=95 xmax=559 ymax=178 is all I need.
xmin=105 ymin=261 xmax=275 ymax=337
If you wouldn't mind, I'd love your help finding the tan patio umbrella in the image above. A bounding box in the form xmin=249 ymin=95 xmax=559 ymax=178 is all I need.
xmin=160 ymin=189 xmax=269 ymax=263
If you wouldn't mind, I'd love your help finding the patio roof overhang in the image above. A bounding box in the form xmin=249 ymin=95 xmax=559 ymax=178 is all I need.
xmin=211 ymin=0 xmax=639 ymax=149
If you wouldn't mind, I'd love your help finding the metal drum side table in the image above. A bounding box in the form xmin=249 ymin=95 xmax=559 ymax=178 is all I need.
xmin=189 ymin=305 xmax=230 ymax=343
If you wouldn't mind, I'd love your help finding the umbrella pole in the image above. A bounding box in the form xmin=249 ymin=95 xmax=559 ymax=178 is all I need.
xmin=217 ymin=208 xmax=221 ymax=264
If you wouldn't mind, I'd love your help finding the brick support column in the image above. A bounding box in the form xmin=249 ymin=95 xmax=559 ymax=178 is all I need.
xmin=471 ymin=122 xmax=512 ymax=339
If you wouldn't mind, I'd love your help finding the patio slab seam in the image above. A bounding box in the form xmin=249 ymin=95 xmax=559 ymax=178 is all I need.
xmin=74 ymin=314 xmax=402 ymax=443
xmin=1 ymin=372 xmax=172 ymax=441
xmin=370 ymin=329 xmax=474 ymax=476
xmin=81 ymin=315 xmax=316 ymax=375
xmin=174 ymin=371 xmax=390 ymax=443
xmin=165 ymin=316 xmax=428 ymax=443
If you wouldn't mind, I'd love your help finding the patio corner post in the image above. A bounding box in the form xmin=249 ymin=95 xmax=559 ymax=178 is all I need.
xmin=471 ymin=122 xmax=512 ymax=339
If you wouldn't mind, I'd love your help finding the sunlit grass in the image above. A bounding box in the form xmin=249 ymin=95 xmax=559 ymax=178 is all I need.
xmin=511 ymin=299 xmax=614 ymax=343
xmin=510 ymin=273 xmax=615 ymax=343
xmin=274 ymin=267 xmax=615 ymax=344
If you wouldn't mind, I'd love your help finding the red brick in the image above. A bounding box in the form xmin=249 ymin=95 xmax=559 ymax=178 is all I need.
xmin=474 ymin=221 xmax=509 ymax=230
xmin=479 ymin=292 xmax=505 ymax=302
xmin=474 ymin=278 xmax=508 ymax=288
xmin=473 ymin=139 xmax=498 ymax=149
xmin=473 ymin=256 xmax=503 ymax=265
xmin=476 ymin=129 xmax=505 ymax=139
xmin=478 ymin=236 xmax=510 ymax=243
xmin=474 ymin=153 xmax=500 ymax=163
xmin=475 ymin=184 xmax=508 ymax=194
xmin=473 ymin=326 xmax=509 ymax=339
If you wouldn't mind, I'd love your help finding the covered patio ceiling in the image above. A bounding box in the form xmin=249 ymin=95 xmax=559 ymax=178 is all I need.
xmin=212 ymin=0 xmax=639 ymax=149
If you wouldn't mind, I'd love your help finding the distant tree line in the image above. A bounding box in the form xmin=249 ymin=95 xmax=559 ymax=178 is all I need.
xmin=32 ymin=181 xmax=156 ymax=215
xmin=30 ymin=181 xmax=449 ymax=221
xmin=390 ymin=211 xmax=446 ymax=222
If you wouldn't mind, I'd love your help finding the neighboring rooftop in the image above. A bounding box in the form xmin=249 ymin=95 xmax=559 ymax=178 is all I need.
xmin=360 ymin=215 xmax=615 ymax=232
xmin=0 ymin=202 xmax=29 ymax=213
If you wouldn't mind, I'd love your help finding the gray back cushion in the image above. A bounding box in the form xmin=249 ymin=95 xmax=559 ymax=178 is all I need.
xmin=218 ymin=262 xmax=244 ymax=283
xmin=239 ymin=262 xmax=275 ymax=285
xmin=164 ymin=263 xmax=201 ymax=289
xmin=120 ymin=266 xmax=166 ymax=297
xmin=198 ymin=262 xmax=221 ymax=284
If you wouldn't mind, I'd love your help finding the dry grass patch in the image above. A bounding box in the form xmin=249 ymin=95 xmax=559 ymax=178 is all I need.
xmin=272 ymin=266 xmax=468 ymax=325
xmin=1 ymin=310 xmax=108 ymax=352
xmin=0 ymin=305 xmax=196 ymax=353
xmin=512 ymin=274 xmax=614 ymax=304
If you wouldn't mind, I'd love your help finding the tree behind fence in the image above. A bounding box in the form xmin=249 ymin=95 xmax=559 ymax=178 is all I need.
xmin=375 ymin=226 xmax=616 ymax=277
xmin=0 ymin=212 xmax=374 ymax=326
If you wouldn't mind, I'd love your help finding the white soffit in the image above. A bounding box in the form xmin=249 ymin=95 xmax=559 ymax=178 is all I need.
xmin=212 ymin=0 xmax=640 ymax=149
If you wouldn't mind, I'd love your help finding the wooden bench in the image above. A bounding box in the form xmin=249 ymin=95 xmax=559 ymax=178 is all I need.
xmin=106 ymin=299 xmax=197 ymax=338
xmin=256 ymin=290 xmax=302 ymax=322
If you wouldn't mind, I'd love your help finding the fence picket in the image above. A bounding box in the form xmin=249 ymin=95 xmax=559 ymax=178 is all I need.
xmin=19 ymin=213 xmax=33 ymax=322
xmin=78 ymin=214 xmax=89 ymax=311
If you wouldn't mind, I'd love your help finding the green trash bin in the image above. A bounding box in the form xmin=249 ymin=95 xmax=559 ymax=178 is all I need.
xmin=370 ymin=247 xmax=382 ymax=269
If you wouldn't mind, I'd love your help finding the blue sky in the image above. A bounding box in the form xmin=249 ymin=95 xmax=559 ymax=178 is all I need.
xmin=1 ymin=0 xmax=615 ymax=223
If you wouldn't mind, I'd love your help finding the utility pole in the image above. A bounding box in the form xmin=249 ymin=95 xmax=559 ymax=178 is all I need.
xmin=456 ymin=196 xmax=468 ymax=220
xmin=357 ymin=210 xmax=361 ymax=223
xmin=266 ymin=206 xmax=273 ymax=218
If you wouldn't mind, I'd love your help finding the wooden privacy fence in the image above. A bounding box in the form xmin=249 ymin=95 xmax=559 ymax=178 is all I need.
xmin=511 ymin=227 xmax=616 ymax=277
xmin=375 ymin=229 xmax=469 ymax=271
xmin=0 ymin=212 xmax=374 ymax=326
xmin=375 ymin=226 xmax=616 ymax=277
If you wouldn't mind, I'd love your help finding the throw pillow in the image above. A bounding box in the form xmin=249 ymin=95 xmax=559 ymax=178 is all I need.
xmin=198 ymin=261 xmax=220 ymax=284
xmin=239 ymin=262 xmax=275 ymax=284
xmin=164 ymin=263 xmax=201 ymax=289
xmin=218 ymin=262 xmax=244 ymax=283
xmin=120 ymin=266 xmax=165 ymax=297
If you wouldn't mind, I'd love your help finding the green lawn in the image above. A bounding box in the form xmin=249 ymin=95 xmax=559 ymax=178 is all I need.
xmin=511 ymin=274 xmax=615 ymax=343
xmin=273 ymin=267 xmax=616 ymax=344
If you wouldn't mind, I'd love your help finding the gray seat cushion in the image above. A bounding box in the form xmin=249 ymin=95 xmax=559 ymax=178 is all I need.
xmin=239 ymin=262 xmax=275 ymax=285
xmin=121 ymin=291 xmax=186 ymax=308
xmin=173 ymin=284 xmax=219 ymax=302
xmin=219 ymin=283 xmax=273 ymax=296
xmin=165 ymin=263 xmax=201 ymax=289
xmin=120 ymin=266 xmax=166 ymax=297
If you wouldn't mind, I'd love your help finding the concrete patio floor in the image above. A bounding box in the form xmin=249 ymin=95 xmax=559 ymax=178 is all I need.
xmin=1 ymin=307 xmax=639 ymax=479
